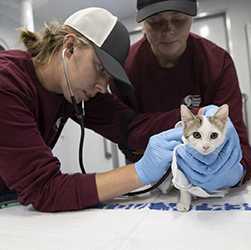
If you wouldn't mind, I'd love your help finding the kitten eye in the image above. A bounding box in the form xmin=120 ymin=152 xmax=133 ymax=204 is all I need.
xmin=193 ymin=132 xmax=201 ymax=139
xmin=211 ymin=132 xmax=218 ymax=139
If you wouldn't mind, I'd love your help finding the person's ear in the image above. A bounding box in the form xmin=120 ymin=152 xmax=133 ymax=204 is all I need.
xmin=63 ymin=34 xmax=77 ymax=57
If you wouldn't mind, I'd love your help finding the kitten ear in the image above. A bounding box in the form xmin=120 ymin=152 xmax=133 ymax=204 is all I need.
xmin=211 ymin=104 xmax=229 ymax=131
xmin=180 ymin=105 xmax=196 ymax=128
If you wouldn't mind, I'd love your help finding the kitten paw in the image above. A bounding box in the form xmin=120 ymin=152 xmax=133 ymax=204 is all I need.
xmin=177 ymin=202 xmax=190 ymax=212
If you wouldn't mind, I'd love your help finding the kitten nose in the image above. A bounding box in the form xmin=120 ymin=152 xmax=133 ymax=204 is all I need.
xmin=203 ymin=146 xmax=209 ymax=150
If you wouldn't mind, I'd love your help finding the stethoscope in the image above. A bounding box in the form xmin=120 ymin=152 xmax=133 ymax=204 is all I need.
xmin=62 ymin=47 xmax=86 ymax=174
xmin=62 ymin=47 xmax=170 ymax=196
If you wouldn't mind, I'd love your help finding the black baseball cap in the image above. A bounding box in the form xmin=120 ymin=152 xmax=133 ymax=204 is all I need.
xmin=136 ymin=0 xmax=197 ymax=22
xmin=64 ymin=8 xmax=134 ymax=95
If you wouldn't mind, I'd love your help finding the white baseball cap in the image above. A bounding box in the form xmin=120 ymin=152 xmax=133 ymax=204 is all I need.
xmin=64 ymin=7 xmax=134 ymax=95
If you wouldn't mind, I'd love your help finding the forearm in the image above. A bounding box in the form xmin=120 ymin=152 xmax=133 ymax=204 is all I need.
xmin=95 ymin=164 xmax=145 ymax=202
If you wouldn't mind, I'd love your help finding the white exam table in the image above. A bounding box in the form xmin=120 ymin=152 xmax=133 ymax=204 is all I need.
xmin=0 ymin=181 xmax=251 ymax=250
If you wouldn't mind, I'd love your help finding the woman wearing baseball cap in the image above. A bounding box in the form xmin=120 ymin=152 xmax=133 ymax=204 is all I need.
xmin=0 ymin=7 xmax=186 ymax=212
xmin=110 ymin=0 xmax=249 ymax=195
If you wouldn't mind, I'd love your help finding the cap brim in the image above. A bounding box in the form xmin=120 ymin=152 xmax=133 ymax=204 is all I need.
xmin=93 ymin=43 xmax=134 ymax=96
xmin=136 ymin=1 xmax=197 ymax=22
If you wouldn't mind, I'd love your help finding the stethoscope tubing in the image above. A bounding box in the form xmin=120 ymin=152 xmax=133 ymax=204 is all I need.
xmin=62 ymin=48 xmax=86 ymax=174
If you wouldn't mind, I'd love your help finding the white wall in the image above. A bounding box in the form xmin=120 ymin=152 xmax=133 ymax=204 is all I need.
xmin=0 ymin=21 xmax=19 ymax=50
xmin=0 ymin=5 xmax=21 ymax=49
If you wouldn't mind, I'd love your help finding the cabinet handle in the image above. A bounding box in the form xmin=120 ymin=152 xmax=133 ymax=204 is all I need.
xmin=103 ymin=138 xmax=112 ymax=159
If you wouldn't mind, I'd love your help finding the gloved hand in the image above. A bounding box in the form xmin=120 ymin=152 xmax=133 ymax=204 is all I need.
xmin=176 ymin=105 xmax=244 ymax=191
xmin=135 ymin=127 xmax=183 ymax=185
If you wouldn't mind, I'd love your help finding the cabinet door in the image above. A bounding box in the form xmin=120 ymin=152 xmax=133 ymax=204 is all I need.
xmin=53 ymin=119 xmax=125 ymax=174
xmin=191 ymin=12 xmax=229 ymax=52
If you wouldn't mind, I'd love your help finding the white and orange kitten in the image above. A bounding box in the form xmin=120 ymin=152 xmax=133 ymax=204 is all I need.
xmin=177 ymin=104 xmax=229 ymax=212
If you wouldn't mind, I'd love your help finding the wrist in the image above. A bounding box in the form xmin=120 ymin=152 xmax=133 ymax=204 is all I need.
xmin=134 ymin=161 xmax=149 ymax=185
xmin=134 ymin=163 xmax=147 ymax=185
xmin=96 ymin=164 xmax=145 ymax=202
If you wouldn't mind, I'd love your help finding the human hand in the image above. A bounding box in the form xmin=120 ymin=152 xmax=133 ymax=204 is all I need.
xmin=176 ymin=105 xmax=244 ymax=191
xmin=135 ymin=128 xmax=183 ymax=185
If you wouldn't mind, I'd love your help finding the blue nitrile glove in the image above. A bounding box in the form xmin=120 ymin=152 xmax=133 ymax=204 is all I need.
xmin=135 ymin=128 xmax=183 ymax=185
xmin=176 ymin=105 xmax=244 ymax=191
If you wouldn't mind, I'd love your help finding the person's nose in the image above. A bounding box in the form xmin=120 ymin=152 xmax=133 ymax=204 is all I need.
xmin=162 ymin=21 xmax=174 ymax=36
xmin=95 ymin=77 xmax=109 ymax=94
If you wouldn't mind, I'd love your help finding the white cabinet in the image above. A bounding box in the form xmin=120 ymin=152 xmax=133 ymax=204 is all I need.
xmin=52 ymin=119 xmax=126 ymax=174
